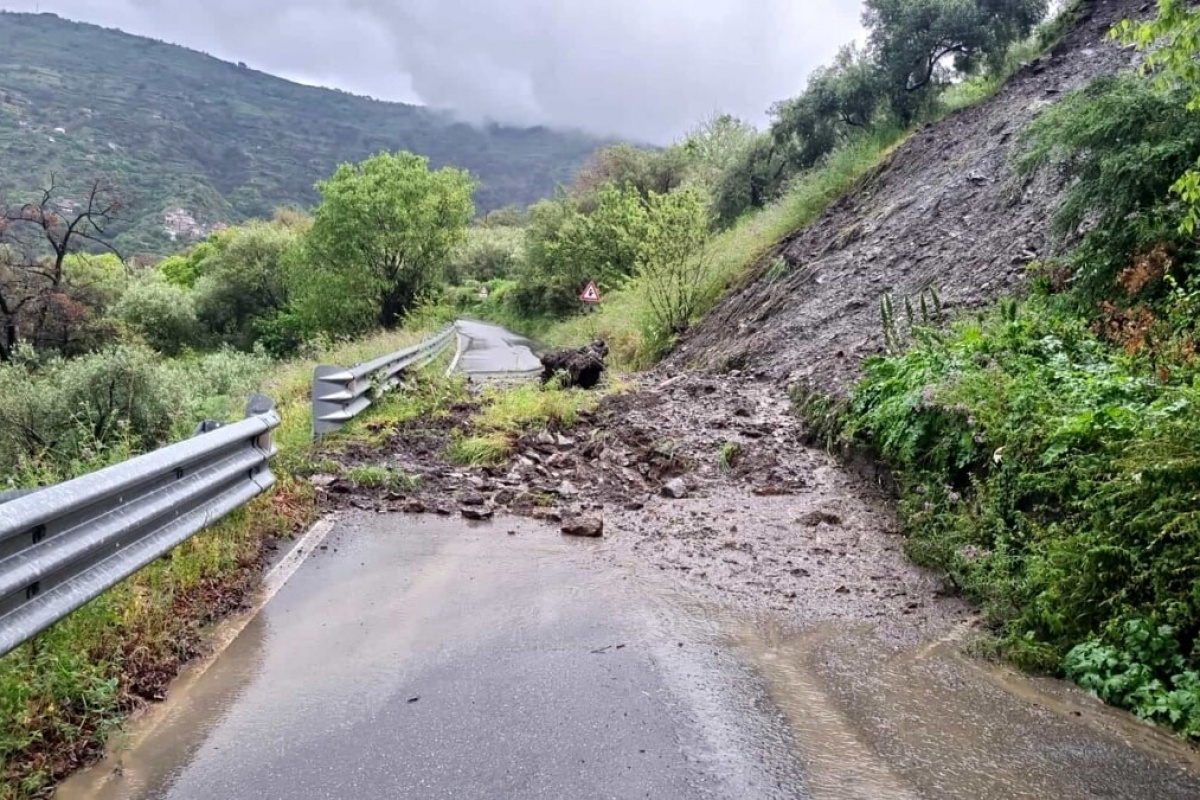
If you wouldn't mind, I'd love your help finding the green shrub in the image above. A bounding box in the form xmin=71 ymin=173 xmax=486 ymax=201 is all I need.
xmin=1020 ymin=75 xmax=1200 ymax=297
xmin=113 ymin=275 xmax=200 ymax=356
xmin=843 ymin=296 xmax=1200 ymax=704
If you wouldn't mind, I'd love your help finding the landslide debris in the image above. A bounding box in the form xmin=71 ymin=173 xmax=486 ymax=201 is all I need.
xmin=674 ymin=0 xmax=1149 ymax=398
xmin=315 ymin=371 xmax=968 ymax=636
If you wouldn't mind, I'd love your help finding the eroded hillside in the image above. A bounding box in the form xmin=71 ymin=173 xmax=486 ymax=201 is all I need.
xmin=677 ymin=0 xmax=1145 ymax=397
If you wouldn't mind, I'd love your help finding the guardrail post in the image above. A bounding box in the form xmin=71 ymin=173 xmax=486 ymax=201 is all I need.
xmin=310 ymin=324 xmax=456 ymax=439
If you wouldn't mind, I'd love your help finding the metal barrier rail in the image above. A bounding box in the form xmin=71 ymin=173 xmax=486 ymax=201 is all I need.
xmin=312 ymin=324 xmax=455 ymax=436
xmin=0 ymin=395 xmax=281 ymax=658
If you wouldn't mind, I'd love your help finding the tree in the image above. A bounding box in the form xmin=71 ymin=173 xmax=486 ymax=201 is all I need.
xmin=636 ymin=187 xmax=712 ymax=345
xmin=511 ymin=186 xmax=650 ymax=317
xmin=679 ymin=114 xmax=758 ymax=193
xmin=864 ymin=0 xmax=1047 ymax=121
xmin=711 ymin=133 xmax=789 ymax=226
xmin=114 ymin=274 xmax=199 ymax=356
xmin=190 ymin=220 xmax=300 ymax=350
xmin=1115 ymin=0 xmax=1200 ymax=233
xmin=0 ymin=176 xmax=123 ymax=360
xmin=302 ymin=152 xmax=474 ymax=330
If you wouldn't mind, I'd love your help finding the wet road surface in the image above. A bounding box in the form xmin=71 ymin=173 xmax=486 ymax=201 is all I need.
xmin=60 ymin=513 xmax=1200 ymax=800
xmin=61 ymin=515 xmax=805 ymax=800
xmin=455 ymin=319 xmax=541 ymax=380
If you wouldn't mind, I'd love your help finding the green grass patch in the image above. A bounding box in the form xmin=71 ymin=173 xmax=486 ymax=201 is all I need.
xmin=472 ymin=380 xmax=603 ymax=434
xmin=344 ymin=464 xmax=421 ymax=492
xmin=447 ymin=432 xmax=514 ymax=466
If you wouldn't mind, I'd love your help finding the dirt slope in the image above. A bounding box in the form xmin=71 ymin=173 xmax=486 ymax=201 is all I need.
xmin=676 ymin=0 xmax=1146 ymax=397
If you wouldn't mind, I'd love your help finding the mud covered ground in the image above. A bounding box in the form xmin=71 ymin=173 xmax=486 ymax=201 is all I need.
xmin=315 ymin=371 xmax=972 ymax=642
xmin=674 ymin=0 xmax=1150 ymax=398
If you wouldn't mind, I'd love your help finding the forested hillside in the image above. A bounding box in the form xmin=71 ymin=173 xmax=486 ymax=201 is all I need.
xmin=0 ymin=12 xmax=606 ymax=256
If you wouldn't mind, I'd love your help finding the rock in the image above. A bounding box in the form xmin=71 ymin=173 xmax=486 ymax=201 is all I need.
xmin=624 ymin=500 xmax=645 ymax=511
xmin=535 ymin=431 xmax=556 ymax=447
xmin=798 ymin=510 xmax=842 ymax=527
xmin=541 ymin=340 xmax=608 ymax=389
xmin=556 ymin=434 xmax=577 ymax=448
xmin=547 ymin=452 xmax=574 ymax=469
xmin=458 ymin=492 xmax=487 ymax=507
xmin=533 ymin=508 xmax=564 ymax=523
xmin=434 ymin=505 xmax=453 ymax=516
xmin=309 ymin=473 xmax=337 ymax=488
xmin=561 ymin=517 xmax=604 ymax=538
xmin=461 ymin=506 xmax=495 ymax=521
xmin=492 ymin=487 xmax=519 ymax=506
xmin=402 ymin=499 xmax=426 ymax=514
xmin=558 ymin=480 xmax=579 ymax=498
xmin=661 ymin=477 xmax=689 ymax=499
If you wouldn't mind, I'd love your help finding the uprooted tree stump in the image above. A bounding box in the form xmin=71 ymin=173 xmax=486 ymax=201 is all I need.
xmin=541 ymin=340 xmax=608 ymax=389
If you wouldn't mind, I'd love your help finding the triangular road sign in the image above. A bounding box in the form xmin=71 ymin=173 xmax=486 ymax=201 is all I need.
xmin=580 ymin=281 xmax=602 ymax=304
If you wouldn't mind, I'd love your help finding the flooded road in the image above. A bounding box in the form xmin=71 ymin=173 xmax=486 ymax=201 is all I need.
xmin=60 ymin=512 xmax=1200 ymax=799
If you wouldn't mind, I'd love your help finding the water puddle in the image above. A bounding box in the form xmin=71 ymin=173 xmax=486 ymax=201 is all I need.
xmin=733 ymin=619 xmax=1200 ymax=800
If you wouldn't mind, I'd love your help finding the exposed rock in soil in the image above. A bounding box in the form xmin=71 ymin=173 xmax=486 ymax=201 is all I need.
xmin=541 ymin=340 xmax=608 ymax=389
xmin=561 ymin=517 xmax=604 ymax=537
xmin=673 ymin=0 xmax=1152 ymax=398
xmin=460 ymin=506 xmax=495 ymax=521
xmin=661 ymin=477 xmax=689 ymax=499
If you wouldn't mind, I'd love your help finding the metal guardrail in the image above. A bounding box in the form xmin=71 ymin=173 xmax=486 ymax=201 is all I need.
xmin=0 ymin=395 xmax=281 ymax=658
xmin=312 ymin=324 xmax=456 ymax=436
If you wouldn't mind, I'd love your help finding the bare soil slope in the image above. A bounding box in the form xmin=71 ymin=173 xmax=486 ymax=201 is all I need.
xmin=676 ymin=0 xmax=1145 ymax=397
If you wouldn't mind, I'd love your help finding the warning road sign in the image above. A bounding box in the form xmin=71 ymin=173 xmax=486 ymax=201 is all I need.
xmin=580 ymin=281 xmax=602 ymax=304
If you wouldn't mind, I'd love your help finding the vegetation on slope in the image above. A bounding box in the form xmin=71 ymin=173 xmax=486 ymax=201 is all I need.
xmin=0 ymin=11 xmax=606 ymax=256
xmin=835 ymin=0 xmax=1200 ymax=738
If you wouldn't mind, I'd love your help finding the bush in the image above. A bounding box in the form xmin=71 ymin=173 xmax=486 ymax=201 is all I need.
xmin=842 ymin=296 xmax=1200 ymax=728
xmin=113 ymin=275 xmax=200 ymax=355
xmin=1020 ymin=76 xmax=1200 ymax=297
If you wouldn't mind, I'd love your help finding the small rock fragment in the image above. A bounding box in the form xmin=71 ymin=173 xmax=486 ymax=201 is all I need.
xmin=458 ymin=492 xmax=486 ymax=507
xmin=661 ymin=477 xmax=689 ymax=499
xmin=461 ymin=506 xmax=495 ymax=521
xmin=798 ymin=510 xmax=842 ymax=527
xmin=561 ymin=517 xmax=604 ymax=538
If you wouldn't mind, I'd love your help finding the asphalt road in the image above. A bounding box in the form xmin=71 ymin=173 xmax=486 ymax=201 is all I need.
xmin=59 ymin=512 xmax=1200 ymax=800
xmin=62 ymin=515 xmax=805 ymax=800
xmin=455 ymin=319 xmax=541 ymax=379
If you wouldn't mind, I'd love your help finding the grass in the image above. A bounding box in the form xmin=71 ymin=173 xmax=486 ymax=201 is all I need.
xmin=344 ymin=465 xmax=421 ymax=492
xmin=718 ymin=441 xmax=741 ymax=473
xmin=0 ymin=323 xmax=448 ymax=800
xmin=446 ymin=376 xmax=626 ymax=466
xmin=447 ymin=432 xmax=514 ymax=466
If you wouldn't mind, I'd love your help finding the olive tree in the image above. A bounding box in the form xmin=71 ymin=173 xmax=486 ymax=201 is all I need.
xmin=301 ymin=152 xmax=474 ymax=331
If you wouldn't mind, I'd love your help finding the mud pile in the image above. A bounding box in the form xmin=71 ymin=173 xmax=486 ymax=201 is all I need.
xmin=675 ymin=0 xmax=1148 ymax=397
xmin=315 ymin=372 xmax=968 ymax=633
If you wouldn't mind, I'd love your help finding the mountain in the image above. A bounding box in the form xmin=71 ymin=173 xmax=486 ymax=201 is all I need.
xmin=0 ymin=12 xmax=608 ymax=256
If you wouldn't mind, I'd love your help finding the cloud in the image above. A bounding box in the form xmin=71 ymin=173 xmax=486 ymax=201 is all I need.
xmin=1 ymin=0 xmax=863 ymax=142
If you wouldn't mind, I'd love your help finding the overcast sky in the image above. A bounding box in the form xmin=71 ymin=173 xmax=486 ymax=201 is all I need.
xmin=1 ymin=0 xmax=864 ymax=143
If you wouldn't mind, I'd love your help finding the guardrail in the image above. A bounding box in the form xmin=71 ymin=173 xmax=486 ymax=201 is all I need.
xmin=0 ymin=395 xmax=281 ymax=658
xmin=312 ymin=324 xmax=456 ymax=436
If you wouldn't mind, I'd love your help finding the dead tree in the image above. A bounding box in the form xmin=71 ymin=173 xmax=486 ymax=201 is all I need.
xmin=0 ymin=176 xmax=123 ymax=360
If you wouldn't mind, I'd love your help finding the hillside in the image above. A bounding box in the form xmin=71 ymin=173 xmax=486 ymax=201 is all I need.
xmin=0 ymin=12 xmax=607 ymax=256
xmin=676 ymin=0 xmax=1144 ymax=397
